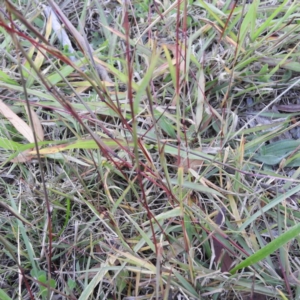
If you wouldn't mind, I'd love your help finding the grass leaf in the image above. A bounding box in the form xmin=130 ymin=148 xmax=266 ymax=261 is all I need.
xmin=231 ymin=222 xmax=300 ymax=274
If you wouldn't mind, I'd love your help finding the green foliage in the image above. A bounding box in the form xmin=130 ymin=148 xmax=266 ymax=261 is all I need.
xmin=251 ymin=140 xmax=300 ymax=166
xmin=31 ymin=270 xmax=56 ymax=299
xmin=0 ymin=289 xmax=12 ymax=300
xmin=231 ymin=222 xmax=300 ymax=274
xmin=0 ymin=0 xmax=300 ymax=299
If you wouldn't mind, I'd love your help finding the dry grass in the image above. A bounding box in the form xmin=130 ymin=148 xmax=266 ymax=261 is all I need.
xmin=1 ymin=0 xmax=300 ymax=299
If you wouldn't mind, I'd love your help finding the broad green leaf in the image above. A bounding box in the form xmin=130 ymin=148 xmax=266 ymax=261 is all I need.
xmin=167 ymin=178 xmax=224 ymax=198
xmin=231 ymin=222 xmax=300 ymax=274
xmin=285 ymin=153 xmax=300 ymax=167
xmin=36 ymin=101 xmax=142 ymax=117
xmin=28 ymin=138 xmax=136 ymax=155
xmin=64 ymin=138 xmax=134 ymax=150
xmin=46 ymin=65 xmax=75 ymax=85
xmin=105 ymin=62 xmax=139 ymax=91
xmin=0 ymin=70 xmax=18 ymax=85
xmin=0 ymin=138 xmax=24 ymax=151
xmin=159 ymin=145 xmax=214 ymax=161
xmin=252 ymin=140 xmax=300 ymax=165
xmin=68 ymin=278 xmax=76 ymax=291
xmin=36 ymin=270 xmax=56 ymax=297
xmin=253 ymin=154 xmax=287 ymax=165
xmin=281 ymin=61 xmax=300 ymax=72
xmin=142 ymin=207 xmax=181 ymax=226
xmin=0 ymin=289 xmax=12 ymax=300
xmin=0 ymin=82 xmax=56 ymax=101
xmin=154 ymin=110 xmax=176 ymax=138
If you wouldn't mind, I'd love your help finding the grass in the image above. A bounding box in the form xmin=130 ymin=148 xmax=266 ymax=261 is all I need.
xmin=0 ymin=0 xmax=300 ymax=299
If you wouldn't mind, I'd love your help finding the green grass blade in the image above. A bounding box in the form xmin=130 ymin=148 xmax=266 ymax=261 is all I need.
xmin=167 ymin=178 xmax=224 ymax=198
xmin=252 ymin=0 xmax=292 ymax=41
xmin=239 ymin=183 xmax=300 ymax=231
xmin=230 ymin=222 xmax=300 ymax=274
xmin=0 ymin=289 xmax=13 ymax=300
xmin=173 ymin=271 xmax=198 ymax=297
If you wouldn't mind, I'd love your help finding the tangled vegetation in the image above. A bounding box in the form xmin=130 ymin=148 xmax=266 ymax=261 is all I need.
xmin=1 ymin=0 xmax=300 ymax=299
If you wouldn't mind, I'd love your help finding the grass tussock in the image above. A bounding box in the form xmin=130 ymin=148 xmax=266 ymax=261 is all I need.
xmin=1 ymin=0 xmax=300 ymax=299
